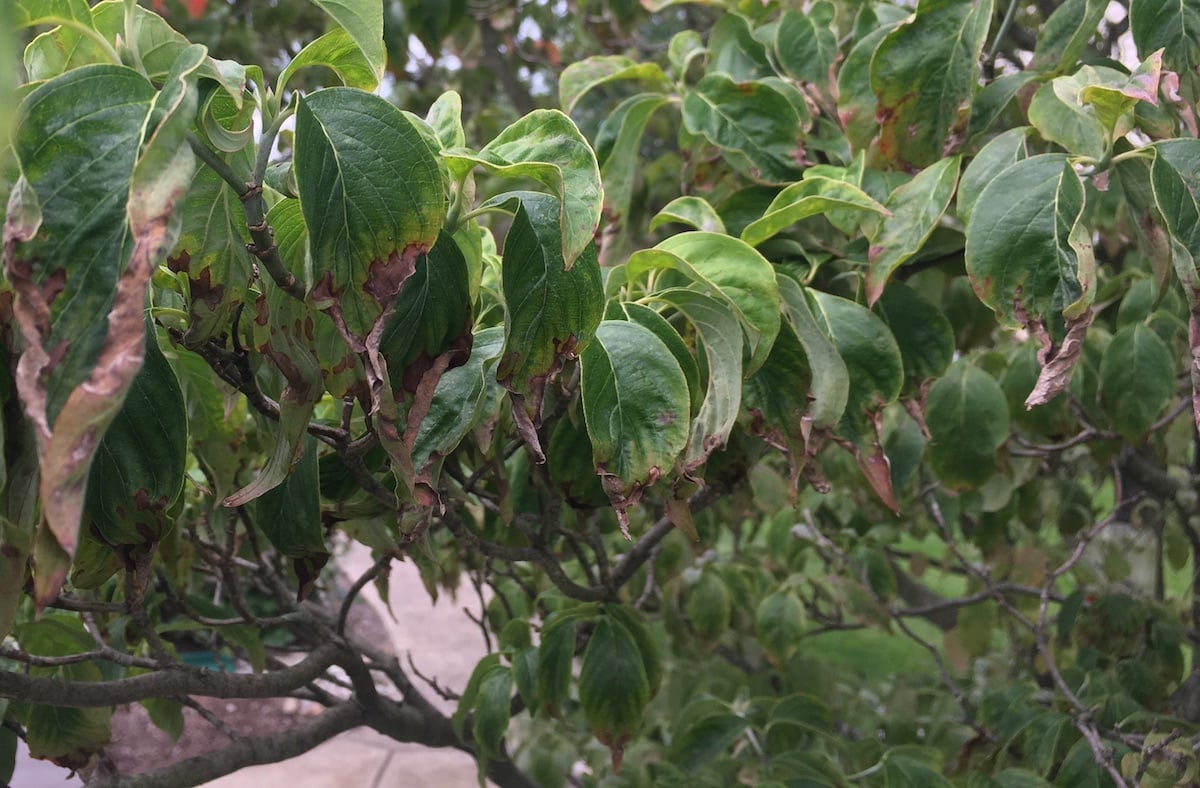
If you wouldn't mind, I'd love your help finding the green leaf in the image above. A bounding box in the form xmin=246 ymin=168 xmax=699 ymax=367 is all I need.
xmin=870 ymin=0 xmax=993 ymax=167
xmin=682 ymin=74 xmax=804 ymax=183
xmin=670 ymin=713 xmax=745 ymax=773
xmin=628 ymin=232 xmax=781 ymax=374
xmin=779 ymin=277 xmax=849 ymax=432
xmin=15 ymin=0 xmax=91 ymax=29
xmin=965 ymin=154 xmax=1095 ymax=327
xmin=656 ymin=289 xmax=743 ymax=471
xmin=252 ymin=435 xmax=329 ymax=599
xmin=882 ymin=752 xmax=953 ymax=787
xmin=453 ymin=653 xmax=502 ymax=741
xmin=1032 ymin=0 xmax=1110 ymax=72
xmin=958 ymin=127 xmax=1029 ymax=226
xmin=776 ymin=4 xmax=838 ymax=84
xmin=167 ymin=147 xmax=253 ymax=348
xmin=580 ymin=320 xmax=690 ymax=531
xmin=84 ymin=326 xmax=187 ymax=547
xmin=295 ymin=87 xmax=447 ymax=341
xmin=874 ymin=282 xmax=956 ymax=389
xmin=740 ymin=176 xmax=889 ymax=248
xmin=685 ymin=570 xmax=731 ymax=646
xmin=968 ymin=73 xmax=1036 ymax=140
xmin=536 ymin=614 xmax=577 ymax=717
xmin=865 ymin=157 xmax=960 ymax=305
xmin=1131 ymin=0 xmax=1200 ymax=72
xmin=756 ymin=590 xmax=806 ymax=666
xmin=379 ymin=230 xmax=474 ymax=395
xmin=1099 ymin=323 xmax=1175 ymax=441
xmin=808 ymin=291 xmax=904 ymax=434
xmin=1149 ymin=145 xmax=1200 ymax=289
xmin=141 ymin=697 xmax=184 ymax=742
xmin=559 ymin=56 xmax=671 ymax=114
xmin=412 ymin=327 xmax=505 ymax=475
xmin=650 ymin=196 xmax=726 ymax=234
xmin=446 ymin=110 xmax=602 ymax=267
xmin=472 ymin=665 xmax=514 ymax=762
xmin=621 ymin=302 xmax=703 ymax=414
xmin=309 ymin=0 xmax=385 ymax=84
xmin=426 ymin=90 xmax=466 ymax=150
xmin=1028 ymin=70 xmax=1115 ymax=159
xmin=925 ymin=360 xmax=1010 ymax=490
xmin=707 ymin=13 xmax=772 ymax=80
xmin=495 ymin=194 xmax=603 ymax=457
xmin=603 ymin=605 xmax=662 ymax=699
xmin=579 ymin=616 xmax=651 ymax=768
xmin=838 ymin=24 xmax=898 ymax=153
xmin=511 ymin=647 xmax=539 ymax=712
xmin=278 ymin=26 xmax=380 ymax=93
xmin=596 ymin=93 xmax=672 ymax=230
xmin=742 ymin=318 xmax=814 ymax=496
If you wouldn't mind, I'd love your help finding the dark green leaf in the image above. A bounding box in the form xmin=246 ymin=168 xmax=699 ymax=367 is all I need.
xmin=779 ymin=277 xmax=849 ymax=431
xmin=682 ymin=74 xmax=804 ymax=183
xmin=1099 ymin=323 xmax=1175 ymax=441
xmin=776 ymin=5 xmax=837 ymax=84
xmin=756 ymin=590 xmax=805 ymax=666
xmin=958 ymin=127 xmax=1029 ymax=226
xmin=871 ymin=0 xmax=993 ymax=167
xmin=685 ymin=570 xmax=731 ymax=646
xmin=1032 ymin=0 xmax=1110 ymax=72
xmin=578 ymin=616 xmax=651 ymax=766
xmin=296 ymin=88 xmax=446 ymax=341
xmin=865 ymin=157 xmax=960 ymax=305
xmin=472 ymin=665 xmax=514 ymax=761
xmin=965 ymin=154 xmax=1095 ymax=328
xmin=580 ymin=320 xmax=690 ymax=530
xmin=536 ymin=615 xmax=576 ymax=717
xmin=874 ymin=282 xmax=955 ymax=389
xmin=926 ymin=361 xmax=1009 ymax=489
xmin=1131 ymin=0 xmax=1200 ymax=72
xmin=670 ymin=713 xmax=745 ymax=773
xmin=252 ymin=435 xmax=329 ymax=599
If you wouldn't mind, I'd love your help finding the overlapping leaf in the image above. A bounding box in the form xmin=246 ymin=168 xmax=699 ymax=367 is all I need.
xmin=740 ymin=176 xmax=888 ymax=248
xmin=559 ymin=55 xmax=671 ymax=114
xmin=444 ymin=110 xmax=601 ymax=267
xmin=865 ymin=157 xmax=960 ymax=305
xmin=870 ymin=0 xmax=993 ymax=167
xmin=628 ymin=232 xmax=781 ymax=374
xmin=926 ymin=360 xmax=1009 ymax=489
xmin=965 ymin=154 xmax=1095 ymax=327
xmin=580 ymin=320 xmax=690 ymax=532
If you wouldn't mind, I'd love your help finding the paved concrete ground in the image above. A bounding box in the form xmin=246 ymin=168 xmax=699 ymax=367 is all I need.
xmin=10 ymin=545 xmax=491 ymax=787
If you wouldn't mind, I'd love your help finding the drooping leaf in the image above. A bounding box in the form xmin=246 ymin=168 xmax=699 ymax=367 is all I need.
xmin=655 ymin=289 xmax=743 ymax=471
xmin=559 ymin=56 xmax=671 ymax=114
xmin=838 ymin=24 xmax=897 ymax=153
xmin=471 ymin=664 xmax=514 ymax=763
xmin=536 ymin=614 xmax=577 ymax=717
xmin=295 ymin=87 xmax=447 ymax=342
xmin=740 ymin=176 xmax=889 ymax=248
xmin=741 ymin=318 xmax=814 ymax=497
xmin=865 ymin=157 xmax=960 ymax=305
xmin=620 ymin=302 xmax=702 ymax=414
xmin=958 ymin=127 xmax=1029 ymax=226
xmin=595 ymin=93 xmax=672 ymax=229
xmin=579 ymin=616 xmax=651 ymax=769
xmin=926 ymin=360 xmax=1010 ymax=489
xmin=277 ymin=26 xmax=380 ymax=93
xmin=706 ymin=13 xmax=772 ymax=80
xmin=650 ymin=196 xmax=726 ymax=234
xmin=1028 ymin=70 xmax=1118 ymax=160
xmin=1031 ymin=0 xmax=1110 ymax=72
xmin=412 ymin=327 xmax=504 ymax=476
xmin=682 ymin=74 xmax=804 ymax=183
xmin=1099 ymin=323 xmax=1175 ymax=441
xmin=580 ymin=320 xmax=690 ymax=531
xmin=870 ymin=0 xmax=993 ymax=167
xmin=495 ymin=194 xmax=603 ymax=459
xmin=776 ymin=4 xmax=837 ymax=85
xmin=685 ymin=570 xmax=732 ymax=646
xmin=965 ymin=154 xmax=1095 ymax=328
xmin=628 ymin=232 xmax=781 ymax=374
xmin=308 ymin=0 xmax=386 ymax=84
xmin=756 ymin=590 xmax=806 ymax=666
xmin=1131 ymin=0 xmax=1200 ymax=72
xmin=874 ymin=281 xmax=955 ymax=389
xmin=252 ymin=434 xmax=329 ymax=599
xmin=778 ymin=277 xmax=849 ymax=432
xmin=84 ymin=325 xmax=187 ymax=548
xmin=603 ymin=604 xmax=663 ymax=699
xmin=444 ymin=110 xmax=602 ymax=267
xmin=808 ymin=292 xmax=904 ymax=434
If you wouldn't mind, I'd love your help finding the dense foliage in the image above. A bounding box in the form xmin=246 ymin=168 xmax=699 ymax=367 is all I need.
xmin=4 ymin=0 xmax=1200 ymax=786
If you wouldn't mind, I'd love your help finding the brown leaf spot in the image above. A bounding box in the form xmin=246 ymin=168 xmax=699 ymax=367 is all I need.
xmin=656 ymin=410 xmax=676 ymax=426
xmin=364 ymin=243 xmax=427 ymax=306
xmin=166 ymin=250 xmax=191 ymax=273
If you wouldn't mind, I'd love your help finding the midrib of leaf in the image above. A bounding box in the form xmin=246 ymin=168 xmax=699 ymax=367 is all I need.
xmin=691 ymin=90 xmax=784 ymax=169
